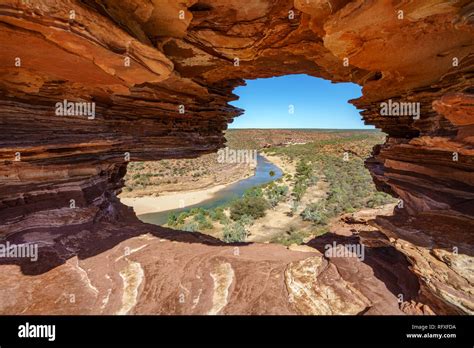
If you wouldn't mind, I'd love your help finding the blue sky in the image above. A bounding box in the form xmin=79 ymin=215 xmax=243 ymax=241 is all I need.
xmin=229 ymin=74 xmax=372 ymax=129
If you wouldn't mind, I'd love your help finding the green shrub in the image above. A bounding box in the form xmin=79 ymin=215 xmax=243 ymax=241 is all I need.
xmin=238 ymin=214 xmax=254 ymax=226
xmin=222 ymin=222 xmax=247 ymax=243
xmin=272 ymin=226 xmax=327 ymax=246
xmin=229 ymin=196 xmax=270 ymax=221
xmin=301 ymin=201 xmax=329 ymax=225
xmin=243 ymin=186 xmax=264 ymax=198
xmin=366 ymin=192 xmax=395 ymax=208
xmin=271 ymin=227 xmax=303 ymax=246
xmin=266 ymin=184 xmax=289 ymax=207
xmin=209 ymin=207 xmax=224 ymax=221
xmin=193 ymin=211 xmax=213 ymax=230
xmin=198 ymin=219 xmax=213 ymax=230
xmin=292 ymin=181 xmax=307 ymax=202
xmin=193 ymin=211 xmax=206 ymax=222
xmin=308 ymin=174 xmax=319 ymax=186
xmin=296 ymin=160 xmax=312 ymax=178
xmin=176 ymin=211 xmax=190 ymax=225
xmin=167 ymin=212 xmax=178 ymax=226
xmin=181 ymin=222 xmax=198 ymax=232
xmin=190 ymin=207 xmax=205 ymax=215
xmin=289 ymin=200 xmax=299 ymax=216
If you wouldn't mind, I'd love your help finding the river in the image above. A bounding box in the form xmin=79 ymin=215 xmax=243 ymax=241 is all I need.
xmin=138 ymin=154 xmax=283 ymax=225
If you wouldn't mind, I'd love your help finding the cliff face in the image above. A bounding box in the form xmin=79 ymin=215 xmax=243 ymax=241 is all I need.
xmin=0 ymin=0 xmax=473 ymax=314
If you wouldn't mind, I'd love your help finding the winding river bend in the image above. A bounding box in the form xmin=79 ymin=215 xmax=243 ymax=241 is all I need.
xmin=138 ymin=154 xmax=283 ymax=226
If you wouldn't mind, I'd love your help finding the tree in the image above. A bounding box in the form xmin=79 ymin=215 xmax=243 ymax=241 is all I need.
xmin=230 ymin=196 xmax=270 ymax=221
xmin=167 ymin=212 xmax=178 ymax=226
xmin=223 ymin=222 xmax=247 ymax=242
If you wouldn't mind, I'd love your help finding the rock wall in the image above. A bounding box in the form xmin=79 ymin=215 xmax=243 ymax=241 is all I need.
xmin=0 ymin=0 xmax=473 ymax=314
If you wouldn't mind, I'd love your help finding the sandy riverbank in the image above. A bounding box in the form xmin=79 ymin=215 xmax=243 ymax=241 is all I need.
xmin=120 ymin=183 xmax=230 ymax=215
xmin=120 ymin=164 xmax=259 ymax=215
xmin=259 ymin=152 xmax=294 ymax=175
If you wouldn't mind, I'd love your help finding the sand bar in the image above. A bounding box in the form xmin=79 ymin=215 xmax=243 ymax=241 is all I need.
xmin=120 ymin=184 xmax=229 ymax=215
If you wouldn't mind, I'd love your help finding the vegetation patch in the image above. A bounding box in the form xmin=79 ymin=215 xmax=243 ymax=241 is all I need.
xmin=158 ymin=131 xmax=396 ymax=245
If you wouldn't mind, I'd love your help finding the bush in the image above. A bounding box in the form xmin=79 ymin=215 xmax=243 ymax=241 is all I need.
xmin=189 ymin=207 xmax=205 ymax=215
xmin=308 ymin=174 xmax=319 ymax=186
xmin=193 ymin=211 xmax=206 ymax=222
xmin=238 ymin=214 xmax=254 ymax=226
xmin=288 ymin=200 xmax=299 ymax=216
xmin=367 ymin=192 xmax=395 ymax=208
xmin=209 ymin=207 xmax=225 ymax=221
xmin=193 ymin=211 xmax=213 ymax=230
xmin=198 ymin=219 xmax=213 ymax=230
xmin=243 ymin=186 xmax=264 ymax=198
xmin=167 ymin=212 xmax=178 ymax=226
xmin=296 ymin=160 xmax=312 ymax=178
xmin=181 ymin=222 xmax=198 ymax=232
xmin=292 ymin=181 xmax=307 ymax=202
xmin=176 ymin=211 xmax=190 ymax=225
xmin=229 ymin=196 xmax=270 ymax=221
xmin=291 ymin=160 xmax=313 ymax=202
xmin=301 ymin=201 xmax=329 ymax=225
xmin=266 ymin=184 xmax=289 ymax=207
xmin=271 ymin=227 xmax=304 ymax=246
xmin=222 ymin=222 xmax=247 ymax=243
